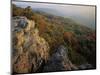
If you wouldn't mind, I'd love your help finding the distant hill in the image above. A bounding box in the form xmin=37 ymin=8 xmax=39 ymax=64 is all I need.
xmin=32 ymin=7 xmax=95 ymax=29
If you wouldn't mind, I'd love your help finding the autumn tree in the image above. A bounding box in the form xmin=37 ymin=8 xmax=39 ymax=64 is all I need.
xmin=23 ymin=6 xmax=34 ymax=20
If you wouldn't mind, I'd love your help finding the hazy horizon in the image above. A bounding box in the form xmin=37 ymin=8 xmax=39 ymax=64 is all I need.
xmin=12 ymin=1 xmax=96 ymax=29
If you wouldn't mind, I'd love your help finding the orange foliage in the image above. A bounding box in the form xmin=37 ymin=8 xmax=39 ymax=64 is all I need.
xmin=63 ymin=32 xmax=79 ymax=51
xmin=63 ymin=32 xmax=76 ymax=44
xmin=38 ymin=18 xmax=46 ymax=34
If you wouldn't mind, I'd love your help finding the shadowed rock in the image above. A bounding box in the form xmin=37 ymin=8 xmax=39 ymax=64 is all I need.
xmin=43 ymin=45 xmax=78 ymax=72
xmin=78 ymin=64 xmax=94 ymax=70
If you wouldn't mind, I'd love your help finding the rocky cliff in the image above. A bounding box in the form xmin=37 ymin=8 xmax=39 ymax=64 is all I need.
xmin=12 ymin=17 xmax=50 ymax=73
xmin=12 ymin=16 xmax=94 ymax=74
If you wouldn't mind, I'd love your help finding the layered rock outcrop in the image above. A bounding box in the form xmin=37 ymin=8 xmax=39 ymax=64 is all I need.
xmin=12 ymin=17 xmax=49 ymax=73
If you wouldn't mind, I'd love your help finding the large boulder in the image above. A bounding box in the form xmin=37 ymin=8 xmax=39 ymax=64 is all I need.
xmin=43 ymin=45 xmax=78 ymax=72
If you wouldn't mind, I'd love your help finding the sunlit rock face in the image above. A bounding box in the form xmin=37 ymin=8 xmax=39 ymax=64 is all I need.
xmin=12 ymin=16 xmax=50 ymax=73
